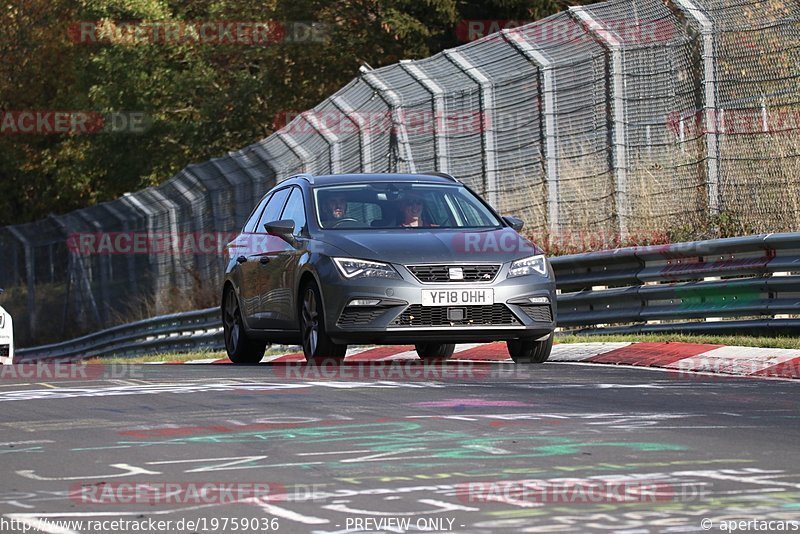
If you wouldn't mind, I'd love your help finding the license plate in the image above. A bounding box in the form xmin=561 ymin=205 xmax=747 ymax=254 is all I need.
xmin=421 ymin=288 xmax=494 ymax=306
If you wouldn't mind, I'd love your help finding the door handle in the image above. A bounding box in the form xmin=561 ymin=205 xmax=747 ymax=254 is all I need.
xmin=260 ymin=256 xmax=271 ymax=265
xmin=236 ymin=255 xmax=247 ymax=264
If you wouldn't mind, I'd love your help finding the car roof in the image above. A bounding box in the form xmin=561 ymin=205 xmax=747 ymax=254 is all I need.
xmin=282 ymin=173 xmax=461 ymax=187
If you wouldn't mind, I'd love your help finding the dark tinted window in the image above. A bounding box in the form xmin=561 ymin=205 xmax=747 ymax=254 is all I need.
xmin=280 ymin=187 xmax=307 ymax=237
xmin=256 ymin=188 xmax=291 ymax=233
xmin=243 ymin=193 xmax=272 ymax=233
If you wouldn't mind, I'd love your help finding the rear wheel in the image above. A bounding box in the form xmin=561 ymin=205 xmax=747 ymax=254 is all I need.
xmin=222 ymin=287 xmax=267 ymax=364
xmin=415 ymin=343 xmax=455 ymax=361
xmin=507 ymin=335 xmax=553 ymax=364
xmin=300 ymin=281 xmax=347 ymax=362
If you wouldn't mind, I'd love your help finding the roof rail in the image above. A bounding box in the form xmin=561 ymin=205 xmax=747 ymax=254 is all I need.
xmin=292 ymin=173 xmax=315 ymax=184
xmin=423 ymin=172 xmax=460 ymax=183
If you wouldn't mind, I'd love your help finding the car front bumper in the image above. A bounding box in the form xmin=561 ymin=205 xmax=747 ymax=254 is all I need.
xmin=319 ymin=261 xmax=556 ymax=345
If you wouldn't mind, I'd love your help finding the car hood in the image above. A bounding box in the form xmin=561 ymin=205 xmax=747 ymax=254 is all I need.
xmin=318 ymin=228 xmax=542 ymax=265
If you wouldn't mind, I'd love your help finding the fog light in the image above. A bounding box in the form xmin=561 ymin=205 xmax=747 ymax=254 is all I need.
xmin=528 ymin=296 xmax=550 ymax=304
xmin=349 ymin=299 xmax=381 ymax=307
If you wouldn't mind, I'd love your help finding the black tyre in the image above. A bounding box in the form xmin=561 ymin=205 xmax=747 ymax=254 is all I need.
xmin=507 ymin=335 xmax=553 ymax=364
xmin=300 ymin=281 xmax=348 ymax=362
xmin=222 ymin=287 xmax=267 ymax=364
xmin=415 ymin=343 xmax=456 ymax=361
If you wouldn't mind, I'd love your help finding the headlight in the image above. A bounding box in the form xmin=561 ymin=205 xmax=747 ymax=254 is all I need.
xmin=333 ymin=258 xmax=401 ymax=280
xmin=508 ymin=254 xmax=548 ymax=278
xmin=0 ymin=312 xmax=4 ymax=329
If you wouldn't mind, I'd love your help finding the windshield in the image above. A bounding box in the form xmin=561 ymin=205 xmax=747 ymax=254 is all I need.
xmin=314 ymin=183 xmax=503 ymax=230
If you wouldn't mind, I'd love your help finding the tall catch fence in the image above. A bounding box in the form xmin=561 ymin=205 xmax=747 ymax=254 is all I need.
xmin=1 ymin=0 xmax=798 ymax=346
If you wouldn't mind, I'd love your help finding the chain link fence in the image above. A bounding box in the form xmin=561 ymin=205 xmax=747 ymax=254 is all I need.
xmin=1 ymin=0 xmax=799 ymax=346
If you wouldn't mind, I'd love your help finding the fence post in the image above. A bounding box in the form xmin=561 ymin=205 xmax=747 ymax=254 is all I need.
xmin=502 ymin=29 xmax=560 ymax=236
xmin=570 ymin=7 xmax=628 ymax=239
xmin=121 ymin=192 xmax=174 ymax=314
xmin=443 ymin=49 xmax=498 ymax=208
xmin=75 ymin=211 xmax=111 ymax=327
xmin=302 ymin=111 xmax=342 ymax=174
xmin=361 ymin=71 xmax=417 ymax=174
xmin=99 ymin=203 xmax=139 ymax=297
xmin=331 ymin=95 xmax=373 ymax=173
xmin=6 ymin=227 xmax=36 ymax=337
xmin=671 ymin=0 xmax=720 ymax=215
xmin=400 ymin=60 xmax=449 ymax=173
xmin=277 ymin=131 xmax=315 ymax=175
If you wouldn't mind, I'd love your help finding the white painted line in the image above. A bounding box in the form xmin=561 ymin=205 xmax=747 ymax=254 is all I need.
xmin=550 ymin=342 xmax=632 ymax=361
xmin=378 ymin=350 xmax=418 ymax=361
xmin=666 ymin=346 xmax=800 ymax=375
xmin=247 ymin=498 xmax=328 ymax=524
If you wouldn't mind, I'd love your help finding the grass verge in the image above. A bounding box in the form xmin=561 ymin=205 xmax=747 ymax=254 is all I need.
xmin=81 ymin=334 xmax=800 ymax=365
xmin=556 ymin=333 xmax=800 ymax=350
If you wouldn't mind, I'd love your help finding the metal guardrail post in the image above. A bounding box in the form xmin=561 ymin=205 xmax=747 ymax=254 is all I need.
xmin=361 ymin=70 xmax=417 ymax=174
xmin=302 ymin=111 xmax=343 ymax=174
xmin=400 ymin=60 xmax=449 ymax=174
xmin=671 ymin=0 xmax=720 ymax=215
xmin=502 ymin=29 xmax=560 ymax=236
xmin=443 ymin=49 xmax=498 ymax=208
xmin=331 ymin=95 xmax=373 ymax=173
xmin=276 ymin=131 xmax=315 ymax=174
xmin=570 ymin=7 xmax=629 ymax=239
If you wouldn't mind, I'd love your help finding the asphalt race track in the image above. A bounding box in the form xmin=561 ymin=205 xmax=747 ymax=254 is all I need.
xmin=0 ymin=359 xmax=798 ymax=534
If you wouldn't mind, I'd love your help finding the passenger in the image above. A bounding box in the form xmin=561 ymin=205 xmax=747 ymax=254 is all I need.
xmin=399 ymin=194 xmax=433 ymax=227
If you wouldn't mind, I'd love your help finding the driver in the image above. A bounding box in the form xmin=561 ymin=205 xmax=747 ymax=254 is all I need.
xmin=321 ymin=193 xmax=348 ymax=224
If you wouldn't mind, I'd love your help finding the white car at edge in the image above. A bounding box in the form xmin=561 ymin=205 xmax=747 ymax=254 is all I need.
xmin=0 ymin=289 xmax=13 ymax=365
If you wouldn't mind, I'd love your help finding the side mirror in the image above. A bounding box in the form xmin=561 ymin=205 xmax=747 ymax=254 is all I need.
xmin=264 ymin=220 xmax=296 ymax=244
xmin=503 ymin=216 xmax=524 ymax=232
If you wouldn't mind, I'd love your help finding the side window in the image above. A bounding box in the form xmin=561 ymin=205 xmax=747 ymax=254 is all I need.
xmin=280 ymin=187 xmax=307 ymax=236
xmin=243 ymin=193 xmax=272 ymax=233
xmin=256 ymin=188 xmax=291 ymax=233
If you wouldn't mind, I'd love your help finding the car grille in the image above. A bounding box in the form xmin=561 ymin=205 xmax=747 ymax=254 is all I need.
xmin=0 ymin=345 xmax=9 ymax=357
xmin=407 ymin=264 xmax=500 ymax=283
xmin=337 ymin=307 xmax=388 ymax=328
xmin=390 ymin=304 xmax=520 ymax=327
xmin=516 ymin=304 xmax=553 ymax=323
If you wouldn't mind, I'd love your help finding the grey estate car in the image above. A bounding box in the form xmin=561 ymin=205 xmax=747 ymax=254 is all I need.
xmin=221 ymin=173 xmax=556 ymax=364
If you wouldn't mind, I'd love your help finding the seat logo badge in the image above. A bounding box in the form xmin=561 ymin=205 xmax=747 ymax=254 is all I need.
xmin=448 ymin=267 xmax=464 ymax=280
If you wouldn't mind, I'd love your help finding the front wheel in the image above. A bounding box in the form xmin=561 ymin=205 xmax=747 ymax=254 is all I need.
xmin=415 ymin=343 xmax=455 ymax=361
xmin=507 ymin=336 xmax=553 ymax=364
xmin=222 ymin=287 xmax=267 ymax=364
xmin=300 ymin=281 xmax=347 ymax=362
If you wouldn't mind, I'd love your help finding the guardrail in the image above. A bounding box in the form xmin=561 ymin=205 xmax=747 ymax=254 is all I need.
xmin=553 ymin=232 xmax=800 ymax=335
xmin=15 ymin=308 xmax=223 ymax=363
xmin=12 ymin=233 xmax=800 ymax=363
